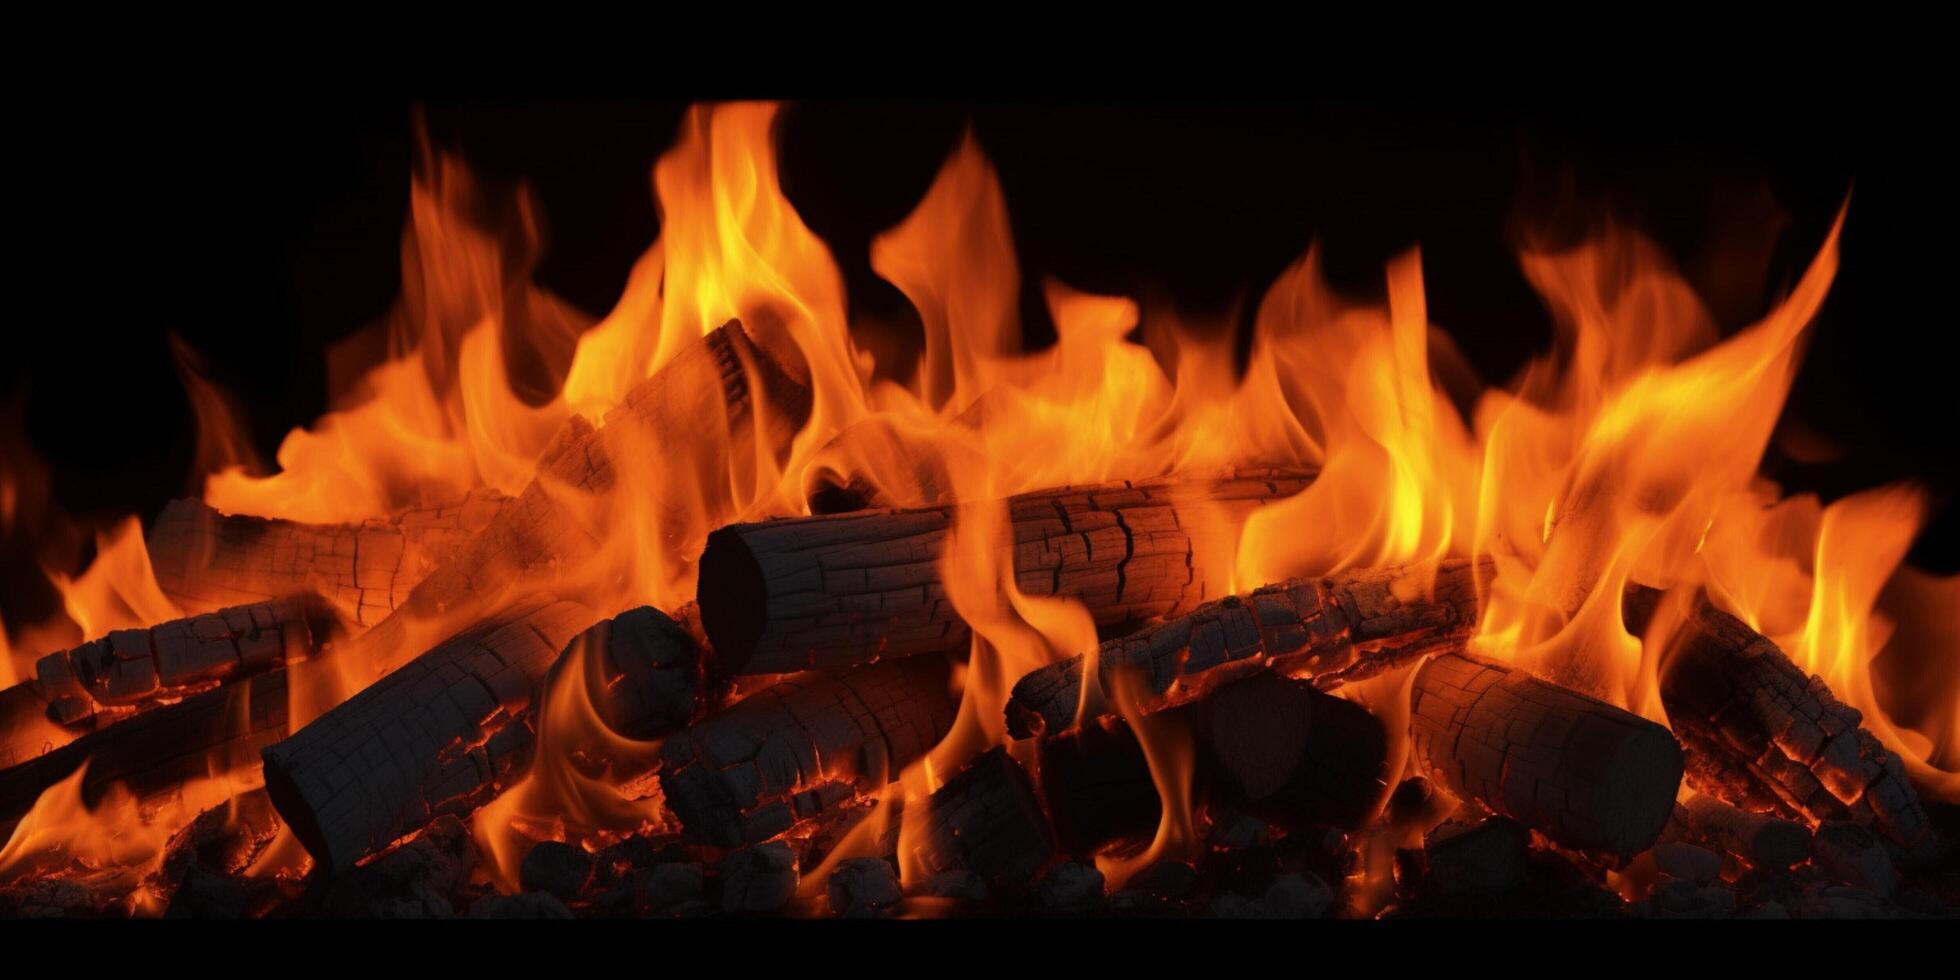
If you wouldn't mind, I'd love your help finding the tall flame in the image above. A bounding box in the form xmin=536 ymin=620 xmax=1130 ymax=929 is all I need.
xmin=3 ymin=102 xmax=1954 ymax=902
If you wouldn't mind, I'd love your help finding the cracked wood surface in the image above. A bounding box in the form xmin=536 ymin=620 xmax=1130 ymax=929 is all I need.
xmin=914 ymin=747 xmax=1055 ymax=887
xmin=1006 ymin=558 xmax=1486 ymax=739
xmin=1409 ymin=652 xmax=1683 ymax=859
xmin=0 ymin=597 xmax=343 ymax=774
xmin=659 ymin=655 xmax=955 ymax=848
xmin=1625 ymin=585 xmax=1942 ymax=861
xmin=0 ymin=670 xmax=291 ymax=839
xmin=148 ymin=489 xmax=512 ymax=627
xmin=260 ymin=597 xmax=598 ymax=873
xmin=697 ymin=469 xmax=1315 ymax=676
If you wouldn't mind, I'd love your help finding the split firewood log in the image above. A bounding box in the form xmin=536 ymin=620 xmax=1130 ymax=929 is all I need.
xmin=258 ymin=597 xmax=599 ymax=873
xmin=1408 ymin=653 xmax=1683 ymax=859
xmin=1623 ymin=585 xmax=1942 ymax=861
xmin=148 ymin=488 xmax=511 ymax=626
xmin=658 ymin=655 xmax=956 ymax=848
xmin=0 ymin=670 xmax=291 ymax=841
xmin=331 ymin=318 xmax=812 ymax=689
xmin=0 ymin=597 xmax=344 ymax=772
xmin=1006 ymin=558 xmax=1486 ymax=739
xmin=913 ymin=747 xmax=1055 ymax=888
xmin=696 ymin=469 xmax=1315 ymax=675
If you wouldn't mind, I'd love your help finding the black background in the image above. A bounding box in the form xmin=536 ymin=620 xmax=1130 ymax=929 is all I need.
xmin=8 ymin=76 xmax=1956 ymax=632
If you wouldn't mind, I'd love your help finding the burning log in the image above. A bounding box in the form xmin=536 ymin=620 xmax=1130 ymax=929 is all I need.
xmin=696 ymin=469 xmax=1315 ymax=675
xmin=914 ymin=747 xmax=1056 ymax=887
xmin=1037 ymin=713 xmax=1170 ymax=857
xmin=1624 ymin=586 xmax=1942 ymax=861
xmin=148 ymin=489 xmax=511 ymax=626
xmin=659 ymin=656 xmax=956 ymax=847
xmin=340 ymin=318 xmax=812 ymax=685
xmin=0 ymin=670 xmax=290 ymax=839
xmin=30 ymin=596 xmax=343 ymax=728
xmin=0 ymin=597 xmax=343 ymax=772
xmin=260 ymin=598 xmax=598 ymax=873
xmin=1675 ymin=793 xmax=1811 ymax=870
xmin=1408 ymin=653 xmax=1683 ymax=858
xmin=1196 ymin=672 xmax=1388 ymax=832
xmin=1006 ymin=558 xmax=1485 ymax=739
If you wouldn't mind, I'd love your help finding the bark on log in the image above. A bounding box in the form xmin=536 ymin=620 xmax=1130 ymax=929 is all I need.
xmin=914 ymin=747 xmax=1055 ymax=887
xmin=1196 ymin=671 xmax=1388 ymax=831
xmin=260 ymin=598 xmax=598 ymax=873
xmin=337 ymin=319 xmax=812 ymax=686
xmin=1006 ymin=558 xmax=1486 ymax=739
xmin=0 ymin=670 xmax=290 ymax=839
xmin=1675 ymin=793 xmax=1811 ymax=870
xmin=148 ymin=489 xmax=511 ymax=626
xmin=659 ymin=656 xmax=955 ymax=847
xmin=29 ymin=596 xmax=343 ymax=729
xmin=1408 ymin=653 xmax=1683 ymax=858
xmin=697 ymin=469 xmax=1315 ymax=675
xmin=1624 ymin=585 xmax=1942 ymax=861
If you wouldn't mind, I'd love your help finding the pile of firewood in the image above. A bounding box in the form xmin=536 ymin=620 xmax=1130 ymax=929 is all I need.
xmin=1 ymin=321 xmax=1954 ymax=920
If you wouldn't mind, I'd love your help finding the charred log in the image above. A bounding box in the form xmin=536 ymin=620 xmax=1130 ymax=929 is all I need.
xmin=659 ymin=656 xmax=955 ymax=847
xmin=260 ymin=598 xmax=598 ymax=873
xmin=1037 ymin=712 xmax=1182 ymax=856
xmin=697 ymin=469 xmax=1315 ymax=675
xmin=914 ymin=747 xmax=1055 ymax=887
xmin=1675 ymin=793 xmax=1811 ymax=870
xmin=0 ymin=670 xmax=291 ymax=839
xmin=1408 ymin=653 xmax=1683 ymax=858
xmin=0 ymin=685 xmax=57 ymax=771
xmin=1006 ymin=558 xmax=1485 ymax=739
xmin=1196 ymin=672 xmax=1388 ymax=831
xmin=25 ymin=596 xmax=343 ymax=732
xmin=1625 ymin=585 xmax=1942 ymax=861
xmin=148 ymin=489 xmax=511 ymax=626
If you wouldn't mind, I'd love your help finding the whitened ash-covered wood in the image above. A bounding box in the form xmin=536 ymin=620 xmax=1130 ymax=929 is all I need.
xmin=259 ymin=598 xmax=597 ymax=873
xmin=1409 ymin=653 xmax=1683 ymax=859
xmin=1628 ymin=586 xmax=1943 ymax=862
xmin=0 ymin=670 xmax=291 ymax=838
xmin=149 ymin=489 xmax=511 ymax=626
xmin=28 ymin=595 xmax=342 ymax=730
xmin=914 ymin=747 xmax=1055 ymax=887
xmin=659 ymin=656 xmax=955 ymax=848
xmin=334 ymin=319 xmax=811 ymax=686
xmin=697 ymin=469 xmax=1315 ymax=676
xmin=1006 ymin=558 xmax=1486 ymax=739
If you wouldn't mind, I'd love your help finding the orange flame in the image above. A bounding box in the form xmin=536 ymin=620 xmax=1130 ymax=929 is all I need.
xmin=5 ymin=101 xmax=1955 ymax=908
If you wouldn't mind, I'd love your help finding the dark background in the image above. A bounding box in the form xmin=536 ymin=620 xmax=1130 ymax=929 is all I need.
xmin=7 ymin=89 xmax=1956 ymax=630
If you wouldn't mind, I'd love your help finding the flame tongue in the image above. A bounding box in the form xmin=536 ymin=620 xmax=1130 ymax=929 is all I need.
xmin=4 ymin=103 xmax=1956 ymax=908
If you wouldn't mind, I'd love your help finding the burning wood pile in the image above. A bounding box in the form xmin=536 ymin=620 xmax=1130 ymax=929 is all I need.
xmin=2 ymin=102 xmax=1956 ymax=921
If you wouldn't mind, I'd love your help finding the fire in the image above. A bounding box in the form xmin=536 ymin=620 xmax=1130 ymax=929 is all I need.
xmin=2 ymin=99 xmax=1955 ymax=910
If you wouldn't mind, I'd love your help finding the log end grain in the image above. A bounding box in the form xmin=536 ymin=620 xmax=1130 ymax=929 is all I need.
xmin=1410 ymin=653 xmax=1682 ymax=859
